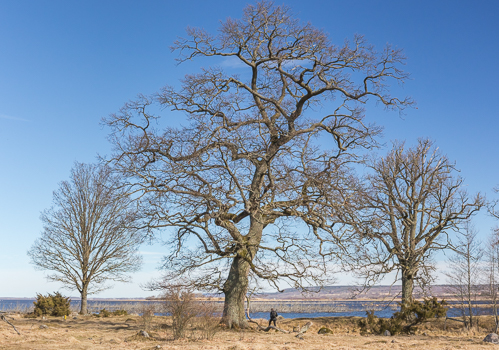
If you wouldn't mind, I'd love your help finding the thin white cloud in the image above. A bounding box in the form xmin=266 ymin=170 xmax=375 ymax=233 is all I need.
xmin=0 ymin=113 xmax=29 ymax=122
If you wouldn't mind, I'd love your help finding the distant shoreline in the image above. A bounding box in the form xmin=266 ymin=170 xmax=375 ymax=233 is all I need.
xmin=0 ymin=284 xmax=467 ymax=301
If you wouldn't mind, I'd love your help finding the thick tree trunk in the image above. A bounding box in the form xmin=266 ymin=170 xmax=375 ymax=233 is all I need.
xmin=80 ymin=284 xmax=89 ymax=315
xmin=401 ymin=267 xmax=414 ymax=306
xmin=222 ymin=255 xmax=250 ymax=329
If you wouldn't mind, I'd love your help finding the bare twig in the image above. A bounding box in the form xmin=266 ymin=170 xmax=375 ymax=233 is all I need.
xmin=0 ymin=312 xmax=21 ymax=335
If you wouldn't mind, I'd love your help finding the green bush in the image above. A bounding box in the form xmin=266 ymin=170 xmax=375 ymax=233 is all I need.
xmin=358 ymin=298 xmax=447 ymax=335
xmin=94 ymin=308 xmax=127 ymax=317
xmin=395 ymin=297 xmax=447 ymax=326
xmin=318 ymin=326 xmax=334 ymax=334
xmin=33 ymin=292 xmax=71 ymax=317
xmin=358 ymin=310 xmax=402 ymax=335
xmin=98 ymin=308 xmax=111 ymax=317
xmin=112 ymin=309 xmax=128 ymax=316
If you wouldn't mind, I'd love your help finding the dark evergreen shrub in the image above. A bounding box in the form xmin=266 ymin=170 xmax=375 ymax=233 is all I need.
xmin=112 ymin=309 xmax=128 ymax=316
xmin=98 ymin=308 xmax=111 ymax=317
xmin=358 ymin=298 xmax=447 ymax=335
xmin=33 ymin=292 xmax=71 ymax=317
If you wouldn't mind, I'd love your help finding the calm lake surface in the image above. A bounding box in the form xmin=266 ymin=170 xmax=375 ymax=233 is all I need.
xmin=0 ymin=299 xmax=488 ymax=319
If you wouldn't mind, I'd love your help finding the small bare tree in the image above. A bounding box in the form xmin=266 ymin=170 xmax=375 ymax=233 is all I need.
xmin=445 ymin=221 xmax=484 ymax=329
xmin=487 ymin=188 xmax=499 ymax=332
xmin=28 ymin=162 xmax=143 ymax=314
xmin=161 ymin=284 xmax=199 ymax=339
xmin=484 ymin=231 xmax=499 ymax=332
xmin=139 ymin=303 xmax=156 ymax=331
xmin=347 ymin=139 xmax=484 ymax=305
xmin=105 ymin=1 xmax=412 ymax=328
xmin=196 ymin=301 xmax=221 ymax=340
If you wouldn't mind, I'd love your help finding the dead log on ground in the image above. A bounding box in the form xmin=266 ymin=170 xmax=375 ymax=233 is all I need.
xmin=245 ymin=300 xmax=290 ymax=333
xmin=295 ymin=322 xmax=313 ymax=338
xmin=0 ymin=312 xmax=21 ymax=335
xmin=258 ymin=324 xmax=290 ymax=333
xmin=244 ymin=306 xmax=312 ymax=335
xmin=245 ymin=313 xmax=290 ymax=333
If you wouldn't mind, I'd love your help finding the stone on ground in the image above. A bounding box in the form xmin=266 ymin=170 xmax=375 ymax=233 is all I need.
xmin=138 ymin=330 xmax=149 ymax=338
xmin=483 ymin=333 xmax=499 ymax=344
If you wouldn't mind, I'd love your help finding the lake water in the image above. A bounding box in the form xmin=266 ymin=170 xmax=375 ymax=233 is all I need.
xmin=0 ymin=299 xmax=487 ymax=319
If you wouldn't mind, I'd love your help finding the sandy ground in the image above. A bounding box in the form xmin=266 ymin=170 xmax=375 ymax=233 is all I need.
xmin=0 ymin=314 xmax=497 ymax=350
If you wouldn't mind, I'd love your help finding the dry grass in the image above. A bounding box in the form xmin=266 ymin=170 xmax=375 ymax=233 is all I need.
xmin=0 ymin=313 xmax=498 ymax=349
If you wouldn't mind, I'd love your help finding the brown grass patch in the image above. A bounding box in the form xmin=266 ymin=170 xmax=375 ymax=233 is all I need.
xmin=1 ymin=313 xmax=498 ymax=349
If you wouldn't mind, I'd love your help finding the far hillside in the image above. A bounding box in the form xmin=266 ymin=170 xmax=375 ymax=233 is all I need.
xmin=244 ymin=285 xmax=466 ymax=301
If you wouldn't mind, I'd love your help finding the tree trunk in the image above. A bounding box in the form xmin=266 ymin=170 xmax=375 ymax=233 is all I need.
xmin=467 ymin=291 xmax=474 ymax=329
xmin=222 ymin=255 xmax=250 ymax=328
xmin=80 ymin=284 xmax=89 ymax=315
xmin=401 ymin=267 xmax=414 ymax=306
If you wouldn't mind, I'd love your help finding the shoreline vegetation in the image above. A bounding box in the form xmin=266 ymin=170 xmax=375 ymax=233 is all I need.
xmin=1 ymin=300 xmax=398 ymax=315
xmin=1 ymin=299 xmax=495 ymax=319
xmin=1 ymin=285 xmax=494 ymax=322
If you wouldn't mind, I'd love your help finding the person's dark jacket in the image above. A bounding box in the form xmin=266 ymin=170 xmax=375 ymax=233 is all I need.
xmin=270 ymin=310 xmax=278 ymax=319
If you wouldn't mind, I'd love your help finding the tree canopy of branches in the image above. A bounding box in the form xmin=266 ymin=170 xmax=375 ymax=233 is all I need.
xmin=490 ymin=186 xmax=499 ymax=232
xmin=28 ymin=163 xmax=143 ymax=314
xmin=348 ymin=139 xmax=484 ymax=305
xmin=105 ymin=1 xmax=412 ymax=328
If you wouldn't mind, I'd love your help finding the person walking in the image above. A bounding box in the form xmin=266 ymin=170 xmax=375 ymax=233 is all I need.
xmin=268 ymin=308 xmax=278 ymax=327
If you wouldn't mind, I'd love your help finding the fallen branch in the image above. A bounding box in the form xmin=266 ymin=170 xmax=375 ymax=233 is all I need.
xmin=259 ymin=324 xmax=290 ymax=333
xmin=445 ymin=317 xmax=467 ymax=323
xmin=295 ymin=322 xmax=313 ymax=338
xmin=245 ymin=298 xmax=289 ymax=333
xmin=0 ymin=312 xmax=21 ymax=335
xmin=444 ymin=316 xmax=468 ymax=330
xmin=244 ymin=301 xmax=312 ymax=335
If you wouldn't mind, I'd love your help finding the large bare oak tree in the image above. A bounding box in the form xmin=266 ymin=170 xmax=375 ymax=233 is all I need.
xmin=348 ymin=139 xmax=484 ymax=305
xmin=28 ymin=163 xmax=143 ymax=314
xmin=105 ymin=2 xmax=412 ymax=327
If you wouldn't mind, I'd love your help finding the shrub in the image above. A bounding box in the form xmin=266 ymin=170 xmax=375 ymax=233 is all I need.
xmin=139 ymin=304 xmax=156 ymax=331
xmin=395 ymin=297 xmax=447 ymax=326
xmin=33 ymin=292 xmax=71 ymax=317
xmin=196 ymin=302 xmax=221 ymax=340
xmin=318 ymin=326 xmax=334 ymax=334
xmin=98 ymin=308 xmax=111 ymax=317
xmin=358 ymin=298 xmax=447 ymax=335
xmin=112 ymin=309 xmax=128 ymax=316
xmin=162 ymin=285 xmax=198 ymax=339
xmin=94 ymin=308 xmax=128 ymax=317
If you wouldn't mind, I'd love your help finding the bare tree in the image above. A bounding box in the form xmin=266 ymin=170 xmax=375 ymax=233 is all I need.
xmin=487 ymin=188 xmax=499 ymax=332
xmin=161 ymin=284 xmax=199 ymax=339
xmin=445 ymin=221 xmax=484 ymax=329
xmin=490 ymin=186 xmax=499 ymax=221
xmin=28 ymin=162 xmax=143 ymax=314
xmin=105 ymin=1 xmax=412 ymax=327
xmin=484 ymin=231 xmax=499 ymax=332
xmin=347 ymin=139 xmax=484 ymax=305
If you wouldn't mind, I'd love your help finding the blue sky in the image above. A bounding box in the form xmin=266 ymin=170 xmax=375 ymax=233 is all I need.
xmin=1 ymin=0 xmax=498 ymax=298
